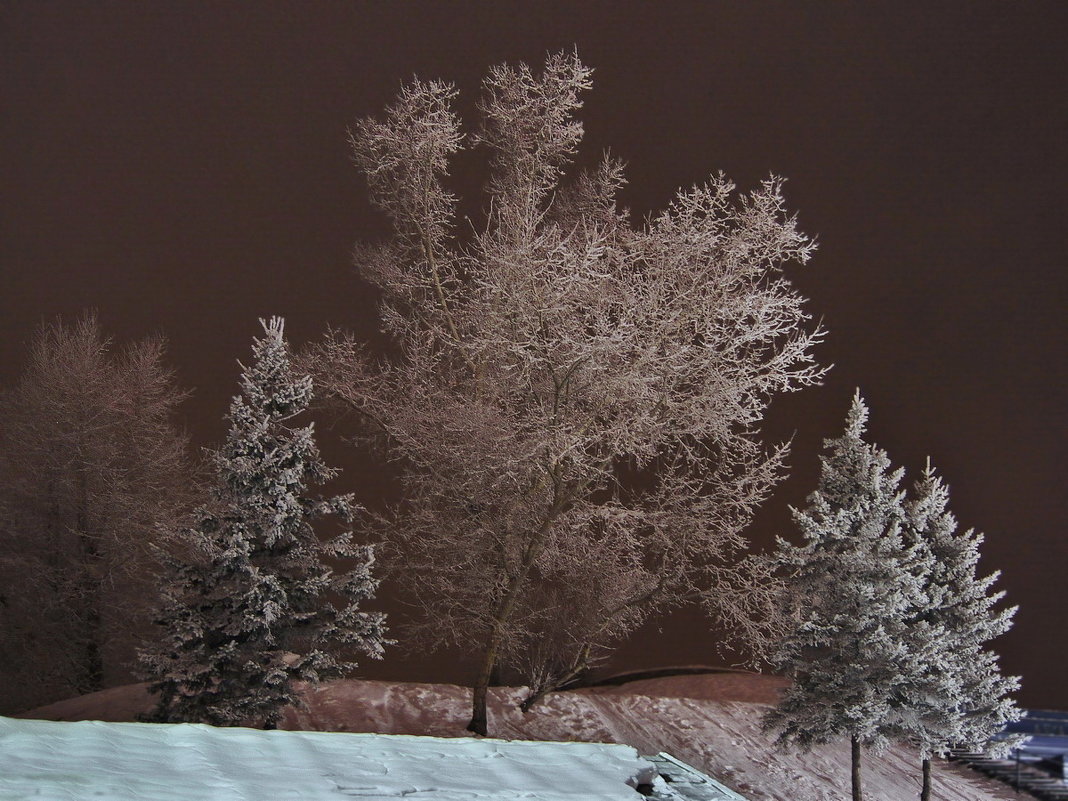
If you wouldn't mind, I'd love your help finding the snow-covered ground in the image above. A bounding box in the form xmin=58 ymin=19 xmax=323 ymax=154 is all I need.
xmin=0 ymin=716 xmax=654 ymax=801
xmin=17 ymin=674 xmax=1020 ymax=801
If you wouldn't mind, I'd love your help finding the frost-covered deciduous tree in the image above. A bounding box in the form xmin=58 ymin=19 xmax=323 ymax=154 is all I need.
xmin=140 ymin=318 xmax=387 ymax=729
xmin=763 ymin=392 xmax=927 ymax=801
xmin=898 ymin=464 xmax=1022 ymax=801
xmin=0 ymin=313 xmax=193 ymax=714
xmin=311 ymin=52 xmax=824 ymax=735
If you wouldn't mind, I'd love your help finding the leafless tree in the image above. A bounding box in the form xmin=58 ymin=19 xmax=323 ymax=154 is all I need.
xmin=310 ymin=52 xmax=825 ymax=735
xmin=0 ymin=313 xmax=194 ymax=713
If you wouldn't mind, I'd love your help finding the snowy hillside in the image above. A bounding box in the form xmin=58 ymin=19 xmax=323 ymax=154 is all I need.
xmin=19 ymin=675 xmax=1019 ymax=801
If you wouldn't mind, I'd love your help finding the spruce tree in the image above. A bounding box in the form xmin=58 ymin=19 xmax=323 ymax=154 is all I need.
xmin=140 ymin=318 xmax=387 ymax=728
xmin=763 ymin=392 xmax=925 ymax=801
xmin=898 ymin=463 xmax=1022 ymax=801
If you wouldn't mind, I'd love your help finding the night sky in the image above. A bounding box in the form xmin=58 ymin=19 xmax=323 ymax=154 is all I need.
xmin=2 ymin=3 xmax=1065 ymax=710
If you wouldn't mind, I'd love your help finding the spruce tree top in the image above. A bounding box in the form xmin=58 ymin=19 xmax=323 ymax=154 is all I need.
xmin=217 ymin=317 xmax=351 ymax=548
xmin=809 ymin=391 xmax=904 ymax=527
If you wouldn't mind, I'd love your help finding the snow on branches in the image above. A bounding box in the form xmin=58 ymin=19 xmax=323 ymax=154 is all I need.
xmin=311 ymin=52 xmax=825 ymax=735
xmin=764 ymin=392 xmax=1021 ymax=801
xmin=140 ymin=318 xmax=388 ymax=729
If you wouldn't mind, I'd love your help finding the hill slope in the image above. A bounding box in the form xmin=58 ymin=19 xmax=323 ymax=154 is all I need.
xmin=21 ymin=675 xmax=1017 ymax=801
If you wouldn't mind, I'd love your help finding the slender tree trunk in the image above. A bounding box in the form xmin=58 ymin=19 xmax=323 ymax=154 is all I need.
xmin=468 ymin=496 xmax=568 ymax=735
xmin=920 ymin=756 xmax=931 ymax=801
xmin=851 ymin=733 xmax=863 ymax=801
xmin=82 ymin=599 xmax=104 ymax=692
xmin=468 ymin=584 xmax=522 ymax=735
xmin=76 ymin=479 xmax=105 ymax=694
xmin=468 ymin=637 xmax=498 ymax=736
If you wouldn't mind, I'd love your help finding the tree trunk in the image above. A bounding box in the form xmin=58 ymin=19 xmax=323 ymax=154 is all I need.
xmin=920 ymin=756 xmax=931 ymax=801
xmin=851 ymin=733 xmax=863 ymax=801
xmin=468 ymin=594 xmax=522 ymax=735
xmin=83 ymin=600 xmax=104 ymax=693
xmin=468 ymin=495 xmax=570 ymax=734
xmin=467 ymin=628 xmax=502 ymax=736
xmin=76 ymin=479 xmax=105 ymax=694
xmin=467 ymin=490 xmax=573 ymax=735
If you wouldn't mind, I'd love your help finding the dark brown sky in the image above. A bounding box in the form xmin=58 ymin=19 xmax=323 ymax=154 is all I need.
xmin=2 ymin=3 xmax=1065 ymax=709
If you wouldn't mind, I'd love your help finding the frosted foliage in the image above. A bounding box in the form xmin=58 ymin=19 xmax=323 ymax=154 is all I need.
xmin=895 ymin=466 xmax=1022 ymax=758
xmin=764 ymin=392 xmax=928 ymax=753
xmin=0 ymin=313 xmax=192 ymax=713
xmin=311 ymin=52 xmax=824 ymax=721
xmin=140 ymin=318 xmax=387 ymax=729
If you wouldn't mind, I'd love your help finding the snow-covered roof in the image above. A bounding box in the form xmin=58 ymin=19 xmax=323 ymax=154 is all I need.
xmin=0 ymin=716 xmax=656 ymax=800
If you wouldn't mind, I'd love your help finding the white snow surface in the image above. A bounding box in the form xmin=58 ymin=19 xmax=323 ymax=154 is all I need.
xmin=15 ymin=674 xmax=1020 ymax=801
xmin=0 ymin=716 xmax=653 ymax=801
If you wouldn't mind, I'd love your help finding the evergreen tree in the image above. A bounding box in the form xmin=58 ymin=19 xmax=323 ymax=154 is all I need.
xmin=898 ymin=463 xmax=1022 ymax=801
xmin=763 ymin=392 xmax=926 ymax=801
xmin=140 ymin=318 xmax=387 ymax=728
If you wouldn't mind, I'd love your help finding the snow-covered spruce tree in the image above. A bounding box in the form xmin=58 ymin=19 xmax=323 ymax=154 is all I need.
xmin=897 ymin=463 xmax=1022 ymax=801
xmin=310 ymin=52 xmax=825 ymax=736
xmin=140 ymin=318 xmax=387 ymax=729
xmin=763 ymin=392 xmax=927 ymax=801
